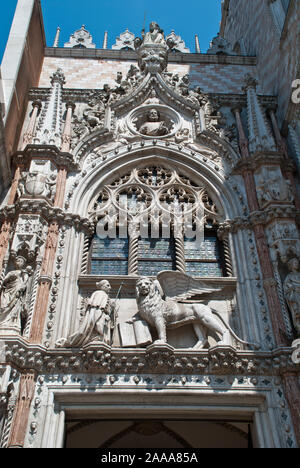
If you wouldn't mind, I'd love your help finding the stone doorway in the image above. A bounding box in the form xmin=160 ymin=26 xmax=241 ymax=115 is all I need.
xmin=65 ymin=419 xmax=252 ymax=448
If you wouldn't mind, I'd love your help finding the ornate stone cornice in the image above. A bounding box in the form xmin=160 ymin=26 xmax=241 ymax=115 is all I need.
xmin=0 ymin=201 xmax=95 ymax=236
xmin=12 ymin=145 xmax=79 ymax=172
xmin=111 ymin=73 xmax=199 ymax=117
xmin=29 ymin=87 xmax=277 ymax=109
xmin=219 ymin=205 xmax=299 ymax=234
xmin=232 ymin=152 xmax=295 ymax=174
xmin=1 ymin=337 xmax=298 ymax=376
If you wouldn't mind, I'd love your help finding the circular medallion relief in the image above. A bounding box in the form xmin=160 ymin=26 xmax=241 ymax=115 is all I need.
xmin=127 ymin=105 xmax=181 ymax=139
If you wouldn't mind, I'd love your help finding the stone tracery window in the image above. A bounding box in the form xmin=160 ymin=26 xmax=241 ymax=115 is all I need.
xmin=88 ymin=165 xmax=228 ymax=277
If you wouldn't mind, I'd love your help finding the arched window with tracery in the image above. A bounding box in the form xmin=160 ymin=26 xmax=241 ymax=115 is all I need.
xmin=87 ymin=166 xmax=230 ymax=278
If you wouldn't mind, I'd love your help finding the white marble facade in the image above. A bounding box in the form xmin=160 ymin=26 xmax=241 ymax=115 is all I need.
xmin=0 ymin=10 xmax=299 ymax=448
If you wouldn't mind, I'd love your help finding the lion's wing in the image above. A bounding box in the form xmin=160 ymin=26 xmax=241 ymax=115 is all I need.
xmin=157 ymin=271 xmax=222 ymax=301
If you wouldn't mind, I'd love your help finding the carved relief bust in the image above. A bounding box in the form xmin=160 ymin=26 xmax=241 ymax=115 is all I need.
xmin=127 ymin=105 xmax=180 ymax=139
xmin=138 ymin=108 xmax=169 ymax=136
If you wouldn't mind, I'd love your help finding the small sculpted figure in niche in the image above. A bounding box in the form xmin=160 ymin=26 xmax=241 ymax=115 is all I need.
xmin=138 ymin=108 xmax=169 ymax=136
xmin=56 ymin=280 xmax=118 ymax=347
xmin=284 ymin=258 xmax=300 ymax=336
xmin=0 ymin=256 xmax=33 ymax=334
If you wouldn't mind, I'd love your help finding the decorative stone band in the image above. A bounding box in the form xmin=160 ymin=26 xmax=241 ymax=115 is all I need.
xmin=0 ymin=201 xmax=95 ymax=236
xmin=12 ymin=145 xmax=79 ymax=173
xmin=232 ymin=152 xmax=295 ymax=174
xmin=218 ymin=207 xmax=299 ymax=235
xmin=1 ymin=337 xmax=299 ymax=376
xmin=28 ymin=87 xmax=278 ymax=110
xmin=38 ymin=275 xmax=53 ymax=285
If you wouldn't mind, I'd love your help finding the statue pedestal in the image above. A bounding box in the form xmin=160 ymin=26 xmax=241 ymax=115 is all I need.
xmin=0 ymin=327 xmax=20 ymax=337
xmin=137 ymin=44 xmax=169 ymax=74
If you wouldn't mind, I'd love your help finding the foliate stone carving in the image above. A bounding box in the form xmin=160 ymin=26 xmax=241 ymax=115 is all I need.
xmin=207 ymin=34 xmax=237 ymax=56
xmin=174 ymin=128 xmax=220 ymax=160
xmin=165 ymin=30 xmax=190 ymax=53
xmin=34 ymin=69 xmax=65 ymax=147
xmin=10 ymin=215 xmax=48 ymax=260
xmin=256 ymin=172 xmax=294 ymax=208
xmin=3 ymin=337 xmax=299 ymax=376
xmin=64 ymin=25 xmax=96 ymax=49
xmin=292 ymin=338 xmax=300 ymax=364
xmin=17 ymin=172 xmax=57 ymax=202
xmin=0 ymin=257 xmax=33 ymax=336
xmin=134 ymin=22 xmax=169 ymax=73
xmin=134 ymin=273 xmax=259 ymax=349
xmin=56 ymin=280 xmax=119 ymax=348
xmin=284 ymin=258 xmax=300 ymax=336
xmin=112 ymin=29 xmax=135 ymax=50
xmin=266 ymin=221 xmax=300 ymax=263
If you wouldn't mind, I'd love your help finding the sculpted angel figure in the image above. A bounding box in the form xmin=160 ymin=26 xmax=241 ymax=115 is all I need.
xmin=138 ymin=108 xmax=169 ymax=136
xmin=56 ymin=280 xmax=118 ymax=348
xmin=283 ymin=258 xmax=300 ymax=336
xmin=0 ymin=257 xmax=33 ymax=334
xmin=135 ymin=272 xmax=259 ymax=349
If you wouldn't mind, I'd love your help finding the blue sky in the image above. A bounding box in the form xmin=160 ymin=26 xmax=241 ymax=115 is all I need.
xmin=1 ymin=0 xmax=222 ymax=60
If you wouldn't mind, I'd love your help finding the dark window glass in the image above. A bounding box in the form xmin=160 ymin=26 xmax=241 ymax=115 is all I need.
xmin=90 ymin=236 xmax=129 ymax=275
xmin=184 ymin=231 xmax=224 ymax=277
xmin=138 ymin=237 xmax=176 ymax=276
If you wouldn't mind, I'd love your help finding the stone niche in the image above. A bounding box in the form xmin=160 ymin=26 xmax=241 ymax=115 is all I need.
xmin=127 ymin=105 xmax=181 ymax=139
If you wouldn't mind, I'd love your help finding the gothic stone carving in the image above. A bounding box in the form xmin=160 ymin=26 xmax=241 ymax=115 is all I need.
xmin=256 ymin=173 xmax=294 ymax=209
xmin=134 ymin=272 xmax=259 ymax=350
xmin=10 ymin=215 xmax=47 ymax=260
xmin=56 ymin=280 xmax=119 ymax=348
xmin=207 ymin=34 xmax=237 ymax=56
xmin=138 ymin=108 xmax=169 ymax=136
xmin=165 ymin=30 xmax=190 ymax=53
xmin=18 ymin=172 xmax=57 ymax=202
xmin=112 ymin=29 xmax=135 ymax=51
xmin=134 ymin=22 xmax=169 ymax=73
xmin=0 ymin=257 xmax=33 ymax=336
xmin=266 ymin=221 xmax=300 ymax=264
xmin=64 ymin=25 xmax=96 ymax=49
xmin=284 ymin=258 xmax=300 ymax=336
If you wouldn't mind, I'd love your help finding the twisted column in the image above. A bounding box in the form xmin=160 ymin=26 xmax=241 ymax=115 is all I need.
xmin=175 ymin=233 xmax=186 ymax=273
xmin=128 ymin=226 xmax=139 ymax=275
xmin=222 ymin=235 xmax=233 ymax=277
xmin=0 ymin=395 xmax=17 ymax=448
xmin=81 ymin=235 xmax=91 ymax=274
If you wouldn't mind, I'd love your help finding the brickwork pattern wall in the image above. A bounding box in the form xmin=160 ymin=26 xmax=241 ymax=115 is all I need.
xmin=39 ymin=57 xmax=258 ymax=95
xmin=223 ymin=0 xmax=299 ymax=124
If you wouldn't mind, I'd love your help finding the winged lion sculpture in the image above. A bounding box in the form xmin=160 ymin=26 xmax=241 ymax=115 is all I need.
xmin=135 ymin=271 xmax=259 ymax=350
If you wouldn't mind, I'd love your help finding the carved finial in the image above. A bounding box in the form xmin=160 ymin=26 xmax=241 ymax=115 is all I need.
xmin=243 ymin=73 xmax=258 ymax=91
xmin=207 ymin=33 xmax=237 ymax=56
xmin=64 ymin=25 xmax=96 ymax=49
xmin=134 ymin=22 xmax=169 ymax=73
xmin=50 ymin=68 xmax=66 ymax=87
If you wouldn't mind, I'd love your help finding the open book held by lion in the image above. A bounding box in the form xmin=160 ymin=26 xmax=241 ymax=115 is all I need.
xmin=135 ymin=272 xmax=259 ymax=350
